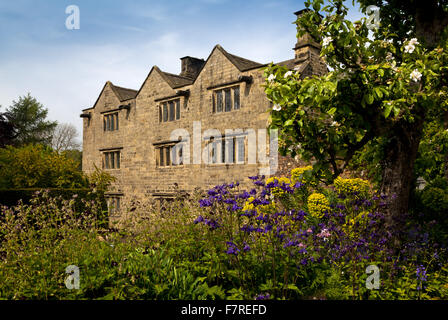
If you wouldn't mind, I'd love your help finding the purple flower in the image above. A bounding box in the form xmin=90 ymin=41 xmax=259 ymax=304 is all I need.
xmin=294 ymin=182 xmax=303 ymax=189
xmin=194 ymin=215 xmax=204 ymax=224
xmin=255 ymin=293 xmax=270 ymax=300
xmin=239 ymin=191 xmax=251 ymax=199
xmin=226 ymin=241 xmax=240 ymax=255
xmin=231 ymin=203 xmax=242 ymax=211
xmin=416 ymin=265 xmax=427 ymax=290
xmin=199 ymin=198 xmax=213 ymax=207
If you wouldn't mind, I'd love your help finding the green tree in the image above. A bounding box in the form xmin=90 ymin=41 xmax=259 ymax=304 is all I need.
xmin=264 ymin=0 xmax=448 ymax=227
xmin=0 ymin=108 xmax=15 ymax=148
xmin=6 ymin=93 xmax=57 ymax=146
xmin=0 ymin=144 xmax=87 ymax=189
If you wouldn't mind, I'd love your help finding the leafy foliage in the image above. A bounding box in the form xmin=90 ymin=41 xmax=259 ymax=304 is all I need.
xmin=5 ymin=93 xmax=57 ymax=147
xmin=0 ymin=144 xmax=87 ymax=189
xmin=0 ymin=169 xmax=447 ymax=300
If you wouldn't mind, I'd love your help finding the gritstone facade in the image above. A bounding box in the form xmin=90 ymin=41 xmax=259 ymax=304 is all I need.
xmin=80 ymin=10 xmax=327 ymax=217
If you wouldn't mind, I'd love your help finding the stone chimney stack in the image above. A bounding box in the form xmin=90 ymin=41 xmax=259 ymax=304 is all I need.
xmin=293 ymin=9 xmax=327 ymax=77
xmin=180 ymin=56 xmax=206 ymax=79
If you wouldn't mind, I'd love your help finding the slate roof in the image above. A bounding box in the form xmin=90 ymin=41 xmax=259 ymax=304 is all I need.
xmin=159 ymin=71 xmax=194 ymax=89
xmin=109 ymin=83 xmax=138 ymax=101
xmin=276 ymin=58 xmax=309 ymax=73
xmin=216 ymin=45 xmax=266 ymax=71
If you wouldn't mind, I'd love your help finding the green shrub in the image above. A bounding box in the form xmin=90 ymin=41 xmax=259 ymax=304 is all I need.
xmin=0 ymin=144 xmax=87 ymax=189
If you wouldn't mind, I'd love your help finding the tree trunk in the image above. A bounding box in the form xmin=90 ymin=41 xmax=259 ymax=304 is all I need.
xmin=380 ymin=118 xmax=425 ymax=229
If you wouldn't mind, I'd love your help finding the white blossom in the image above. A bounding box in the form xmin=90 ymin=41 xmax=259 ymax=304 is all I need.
xmin=386 ymin=52 xmax=394 ymax=62
xmin=284 ymin=71 xmax=293 ymax=78
xmin=330 ymin=121 xmax=339 ymax=127
xmin=322 ymin=36 xmax=332 ymax=47
xmin=273 ymin=104 xmax=282 ymax=111
xmin=404 ymin=43 xmax=415 ymax=53
xmin=268 ymin=74 xmax=276 ymax=82
xmin=410 ymin=69 xmax=422 ymax=82
xmin=408 ymin=38 xmax=419 ymax=46
xmin=404 ymin=38 xmax=419 ymax=53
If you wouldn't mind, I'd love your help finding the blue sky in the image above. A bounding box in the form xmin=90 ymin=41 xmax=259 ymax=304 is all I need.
xmin=0 ymin=0 xmax=363 ymax=145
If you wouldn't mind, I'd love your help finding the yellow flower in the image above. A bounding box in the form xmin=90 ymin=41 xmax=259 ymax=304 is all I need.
xmin=291 ymin=166 xmax=313 ymax=185
xmin=242 ymin=196 xmax=276 ymax=214
xmin=334 ymin=177 xmax=370 ymax=198
xmin=343 ymin=211 xmax=369 ymax=237
xmin=307 ymin=193 xmax=330 ymax=219
xmin=266 ymin=176 xmax=290 ymax=197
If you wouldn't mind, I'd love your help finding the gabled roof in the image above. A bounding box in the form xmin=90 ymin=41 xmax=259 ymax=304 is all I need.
xmin=109 ymin=83 xmax=138 ymax=101
xmin=82 ymin=81 xmax=137 ymax=111
xmin=135 ymin=44 xmax=266 ymax=97
xmin=158 ymin=71 xmax=194 ymax=89
xmin=215 ymin=45 xmax=265 ymax=71
xmin=276 ymin=58 xmax=309 ymax=73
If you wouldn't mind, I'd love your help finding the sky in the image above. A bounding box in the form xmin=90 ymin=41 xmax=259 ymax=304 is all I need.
xmin=0 ymin=0 xmax=364 ymax=146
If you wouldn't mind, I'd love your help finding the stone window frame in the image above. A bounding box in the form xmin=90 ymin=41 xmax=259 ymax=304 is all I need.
xmin=155 ymin=142 xmax=185 ymax=168
xmin=102 ymin=150 xmax=121 ymax=170
xmin=103 ymin=112 xmax=119 ymax=132
xmin=204 ymin=135 xmax=246 ymax=165
xmin=106 ymin=194 xmax=122 ymax=215
xmin=212 ymin=85 xmax=241 ymax=114
xmin=158 ymin=98 xmax=181 ymax=123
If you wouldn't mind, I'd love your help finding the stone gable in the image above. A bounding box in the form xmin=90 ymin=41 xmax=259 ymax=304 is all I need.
xmin=80 ymin=10 xmax=326 ymax=218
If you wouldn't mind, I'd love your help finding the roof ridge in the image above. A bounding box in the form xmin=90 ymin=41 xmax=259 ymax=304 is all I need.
xmin=161 ymin=71 xmax=194 ymax=80
xmin=109 ymin=82 xmax=138 ymax=101
xmin=215 ymin=45 xmax=264 ymax=71
xmin=110 ymin=83 xmax=138 ymax=92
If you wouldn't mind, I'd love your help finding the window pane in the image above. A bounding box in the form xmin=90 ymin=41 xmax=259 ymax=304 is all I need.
xmin=106 ymin=116 xmax=110 ymax=131
xmin=226 ymin=137 xmax=235 ymax=163
xmin=175 ymin=99 xmax=180 ymax=120
xmin=111 ymin=115 xmax=115 ymax=131
xmin=234 ymin=86 xmax=240 ymax=109
xmin=115 ymin=113 xmax=119 ymax=130
xmin=211 ymin=142 xmax=217 ymax=164
xmin=160 ymin=148 xmax=164 ymax=166
xmin=169 ymin=101 xmax=175 ymax=121
xmin=178 ymin=145 xmax=183 ymax=165
xmin=105 ymin=153 xmax=110 ymax=169
xmin=212 ymin=94 xmax=216 ymax=113
xmin=116 ymin=197 xmax=120 ymax=210
xmin=103 ymin=118 xmax=106 ymax=131
xmin=116 ymin=152 xmax=120 ymax=169
xmin=216 ymin=91 xmax=223 ymax=112
xmin=165 ymin=147 xmax=171 ymax=166
xmin=225 ymin=88 xmax=231 ymax=112
xmin=163 ymin=103 xmax=168 ymax=122
xmin=171 ymin=146 xmax=177 ymax=166
xmin=110 ymin=152 xmax=115 ymax=168
xmin=221 ymin=139 xmax=225 ymax=163
xmin=238 ymin=138 xmax=245 ymax=163
xmin=159 ymin=106 xmax=162 ymax=123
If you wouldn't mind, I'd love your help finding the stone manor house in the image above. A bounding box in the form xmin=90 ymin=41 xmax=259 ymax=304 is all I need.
xmin=80 ymin=10 xmax=327 ymax=216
